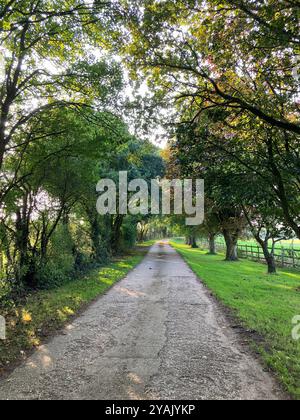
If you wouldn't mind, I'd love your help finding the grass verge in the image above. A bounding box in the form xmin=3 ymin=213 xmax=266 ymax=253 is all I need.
xmin=171 ymin=241 xmax=300 ymax=399
xmin=0 ymin=246 xmax=150 ymax=374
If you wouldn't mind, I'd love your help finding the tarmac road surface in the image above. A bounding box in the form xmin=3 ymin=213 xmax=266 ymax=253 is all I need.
xmin=0 ymin=242 xmax=285 ymax=400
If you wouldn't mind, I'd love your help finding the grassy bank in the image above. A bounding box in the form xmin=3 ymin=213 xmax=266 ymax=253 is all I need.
xmin=0 ymin=245 xmax=151 ymax=373
xmin=171 ymin=242 xmax=300 ymax=399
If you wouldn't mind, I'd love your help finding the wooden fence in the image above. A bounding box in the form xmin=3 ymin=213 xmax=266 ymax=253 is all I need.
xmin=201 ymin=241 xmax=300 ymax=270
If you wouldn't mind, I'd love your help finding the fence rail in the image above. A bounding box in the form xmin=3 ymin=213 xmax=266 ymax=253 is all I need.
xmin=201 ymin=241 xmax=300 ymax=270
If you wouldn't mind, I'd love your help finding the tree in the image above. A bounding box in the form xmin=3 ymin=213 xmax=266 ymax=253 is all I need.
xmin=123 ymin=0 xmax=300 ymax=135
xmin=0 ymin=104 xmax=165 ymax=289
xmin=201 ymin=118 xmax=300 ymax=240
xmin=0 ymin=0 xmax=123 ymax=178
xmin=116 ymin=1 xmax=300 ymax=251
xmin=167 ymin=120 xmax=247 ymax=261
xmin=242 ymin=204 xmax=292 ymax=274
xmin=199 ymin=202 xmax=221 ymax=255
xmin=99 ymin=138 xmax=165 ymax=253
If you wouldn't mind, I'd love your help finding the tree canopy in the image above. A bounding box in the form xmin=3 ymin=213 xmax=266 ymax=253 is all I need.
xmin=1 ymin=0 xmax=300 ymax=294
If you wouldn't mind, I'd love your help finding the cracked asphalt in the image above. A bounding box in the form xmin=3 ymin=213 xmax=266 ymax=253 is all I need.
xmin=0 ymin=242 xmax=285 ymax=400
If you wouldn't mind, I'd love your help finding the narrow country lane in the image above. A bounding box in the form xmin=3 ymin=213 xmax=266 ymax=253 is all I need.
xmin=0 ymin=243 xmax=285 ymax=400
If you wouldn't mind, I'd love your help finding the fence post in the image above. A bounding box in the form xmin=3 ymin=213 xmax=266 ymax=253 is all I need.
xmin=292 ymin=251 xmax=295 ymax=268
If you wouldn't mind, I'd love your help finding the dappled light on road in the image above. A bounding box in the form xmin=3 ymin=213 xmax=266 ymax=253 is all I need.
xmin=115 ymin=287 xmax=146 ymax=299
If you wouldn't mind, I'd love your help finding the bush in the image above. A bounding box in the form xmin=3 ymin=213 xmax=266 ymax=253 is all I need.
xmin=121 ymin=221 xmax=137 ymax=251
xmin=37 ymin=225 xmax=75 ymax=289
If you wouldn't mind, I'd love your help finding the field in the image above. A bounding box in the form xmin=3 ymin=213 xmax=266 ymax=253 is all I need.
xmin=171 ymin=241 xmax=300 ymax=399
xmin=215 ymin=237 xmax=300 ymax=250
xmin=172 ymin=237 xmax=300 ymax=270
xmin=173 ymin=237 xmax=300 ymax=250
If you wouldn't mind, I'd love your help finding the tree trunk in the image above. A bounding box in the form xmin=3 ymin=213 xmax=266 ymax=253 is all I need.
xmin=15 ymin=201 xmax=39 ymax=288
xmin=190 ymin=235 xmax=198 ymax=249
xmin=0 ymin=140 xmax=5 ymax=175
xmin=0 ymin=119 xmax=8 ymax=175
xmin=111 ymin=215 xmax=124 ymax=254
xmin=223 ymin=229 xmax=239 ymax=261
xmin=208 ymin=233 xmax=216 ymax=254
xmin=22 ymin=257 xmax=38 ymax=289
xmin=138 ymin=222 xmax=148 ymax=243
xmin=89 ymin=216 xmax=103 ymax=263
xmin=257 ymin=238 xmax=277 ymax=274
xmin=264 ymin=252 xmax=277 ymax=274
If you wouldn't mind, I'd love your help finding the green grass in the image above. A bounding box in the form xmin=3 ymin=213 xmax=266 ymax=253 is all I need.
xmin=171 ymin=241 xmax=300 ymax=399
xmin=0 ymin=248 xmax=148 ymax=372
xmin=216 ymin=237 xmax=300 ymax=251
xmin=173 ymin=236 xmax=300 ymax=251
xmin=137 ymin=240 xmax=156 ymax=247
